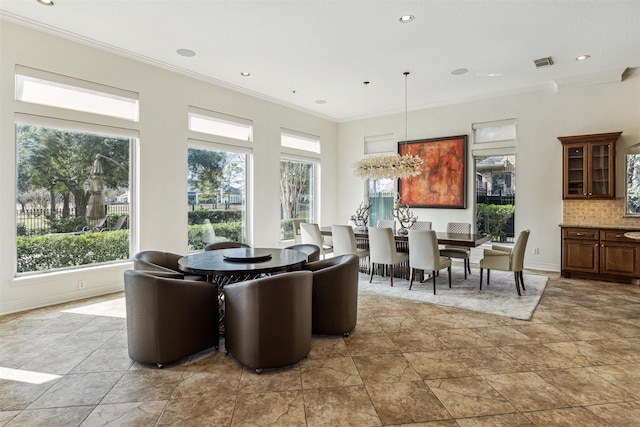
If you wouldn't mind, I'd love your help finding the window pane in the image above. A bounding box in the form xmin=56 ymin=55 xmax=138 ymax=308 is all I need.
xmin=189 ymin=112 xmax=252 ymax=142
xmin=368 ymin=178 xmax=394 ymax=226
xmin=187 ymin=147 xmax=247 ymax=250
xmin=16 ymin=74 xmax=139 ymax=121
xmin=626 ymin=153 xmax=640 ymax=215
xmin=16 ymin=123 xmax=131 ymax=273
xmin=280 ymin=159 xmax=315 ymax=240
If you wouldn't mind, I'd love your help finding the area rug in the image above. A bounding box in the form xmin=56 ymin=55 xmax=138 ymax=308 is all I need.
xmin=359 ymin=270 xmax=547 ymax=320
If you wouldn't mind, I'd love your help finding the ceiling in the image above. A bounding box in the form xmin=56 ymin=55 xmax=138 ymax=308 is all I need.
xmin=2 ymin=0 xmax=639 ymax=121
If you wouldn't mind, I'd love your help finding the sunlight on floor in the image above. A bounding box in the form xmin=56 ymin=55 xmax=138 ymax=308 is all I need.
xmin=0 ymin=367 xmax=60 ymax=384
xmin=62 ymin=297 xmax=126 ymax=318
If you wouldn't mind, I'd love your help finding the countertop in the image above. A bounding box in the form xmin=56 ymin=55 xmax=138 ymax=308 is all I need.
xmin=560 ymin=224 xmax=640 ymax=231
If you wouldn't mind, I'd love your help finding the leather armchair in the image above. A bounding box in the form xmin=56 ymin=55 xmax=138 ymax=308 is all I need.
xmin=303 ymin=254 xmax=359 ymax=336
xmin=133 ymin=250 xmax=205 ymax=281
xmin=285 ymin=243 xmax=321 ymax=262
xmin=204 ymin=242 xmax=250 ymax=251
xmin=223 ymin=271 xmax=312 ymax=373
xmin=123 ymin=270 xmax=219 ymax=367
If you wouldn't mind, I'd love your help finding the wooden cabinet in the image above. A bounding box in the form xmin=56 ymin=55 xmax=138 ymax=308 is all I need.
xmin=561 ymin=226 xmax=640 ymax=283
xmin=558 ymin=132 xmax=621 ymax=199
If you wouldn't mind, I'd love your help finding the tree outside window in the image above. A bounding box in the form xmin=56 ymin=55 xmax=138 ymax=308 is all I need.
xmin=280 ymin=159 xmax=315 ymax=240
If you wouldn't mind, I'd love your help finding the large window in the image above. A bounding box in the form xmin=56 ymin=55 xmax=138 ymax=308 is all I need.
xmin=16 ymin=121 xmax=132 ymax=273
xmin=187 ymin=144 xmax=249 ymax=250
xmin=280 ymin=158 xmax=317 ymax=240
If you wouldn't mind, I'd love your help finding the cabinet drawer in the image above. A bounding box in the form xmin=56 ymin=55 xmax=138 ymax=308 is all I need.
xmin=601 ymin=230 xmax=638 ymax=242
xmin=563 ymin=228 xmax=599 ymax=240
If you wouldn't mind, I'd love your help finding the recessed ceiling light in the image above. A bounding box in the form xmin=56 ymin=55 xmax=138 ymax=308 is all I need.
xmin=37 ymin=0 xmax=54 ymax=5
xmin=176 ymin=48 xmax=196 ymax=57
xmin=576 ymin=54 xmax=591 ymax=61
xmin=451 ymin=68 xmax=468 ymax=76
xmin=399 ymin=15 xmax=414 ymax=23
xmin=315 ymin=100 xmax=327 ymax=105
xmin=240 ymin=72 xmax=251 ymax=76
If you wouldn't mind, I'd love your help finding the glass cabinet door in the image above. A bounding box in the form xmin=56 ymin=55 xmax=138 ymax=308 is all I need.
xmin=566 ymin=145 xmax=586 ymax=196
xmin=590 ymin=143 xmax=610 ymax=196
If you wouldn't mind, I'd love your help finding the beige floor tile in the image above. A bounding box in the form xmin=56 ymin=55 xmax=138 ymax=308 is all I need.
xmin=537 ymin=366 xmax=637 ymax=405
xmin=5 ymin=406 xmax=94 ymax=427
xmin=455 ymin=347 xmax=526 ymax=376
xmin=28 ymin=372 xmax=124 ymax=409
xmin=544 ymin=340 xmax=628 ymax=366
xmin=585 ymin=400 xmax=640 ymax=426
xmin=353 ymin=353 xmax=421 ymax=384
xmin=426 ymin=376 xmax=516 ymax=418
xmin=83 ymin=401 xmax=167 ymax=426
xmin=343 ymin=332 xmax=399 ymax=356
xmin=523 ymin=407 xmax=611 ymax=426
xmin=431 ymin=328 xmax=494 ymax=350
xmin=308 ymin=336 xmax=350 ymax=358
xmin=232 ymin=390 xmax=306 ymax=426
xmin=499 ymin=344 xmax=579 ymax=370
xmin=366 ymin=380 xmax=451 ymax=425
xmin=484 ymin=371 xmax=575 ymax=411
xmin=472 ymin=325 xmax=534 ymax=346
xmin=588 ymin=363 xmax=640 ymax=397
xmin=513 ymin=323 xmax=574 ymax=343
xmin=404 ymin=350 xmax=476 ymax=380
xmin=0 ymin=380 xmax=55 ymax=411
xmin=101 ymin=369 xmax=184 ymax=404
xmin=376 ymin=315 xmax=423 ymax=333
xmin=300 ymin=357 xmax=362 ymax=389
xmin=70 ymin=347 xmax=134 ymax=373
xmin=156 ymin=396 xmax=235 ymax=426
xmin=303 ymin=385 xmax=380 ymax=427
xmin=391 ymin=330 xmax=446 ymax=353
xmin=456 ymin=413 xmax=535 ymax=426
xmin=238 ymin=365 xmax=302 ymax=393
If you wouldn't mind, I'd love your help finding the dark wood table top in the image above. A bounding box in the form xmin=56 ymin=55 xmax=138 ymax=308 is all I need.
xmin=178 ymin=247 xmax=308 ymax=277
xmin=320 ymin=226 xmax=491 ymax=248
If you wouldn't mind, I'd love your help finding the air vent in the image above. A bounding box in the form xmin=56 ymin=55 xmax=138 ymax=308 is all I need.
xmin=534 ymin=57 xmax=554 ymax=68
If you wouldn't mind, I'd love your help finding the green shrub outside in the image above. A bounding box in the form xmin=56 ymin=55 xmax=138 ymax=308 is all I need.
xmin=187 ymin=209 xmax=242 ymax=225
xmin=17 ymin=230 xmax=129 ymax=273
xmin=188 ymin=222 xmax=242 ymax=251
xmin=477 ymin=203 xmax=514 ymax=242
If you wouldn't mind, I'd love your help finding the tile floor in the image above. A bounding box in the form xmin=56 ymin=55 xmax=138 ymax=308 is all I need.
xmin=1 ymin=271 xmax=640 ymax=426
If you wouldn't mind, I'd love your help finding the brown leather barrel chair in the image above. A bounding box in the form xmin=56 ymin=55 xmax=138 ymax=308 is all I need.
xmin=223 ymin=271 xmax=312 ymax=373
xmin=133 ymin=250 xmax=205 ymax=281
xmin=204 ymin=242 xmax=251 ymax=251
xmin=303 ymin=254 xmax=359 ymax=336
xmin=123 ymin=270 xmax=219 ymax=367
xmin=284 ymin=243 xmax=321 ymax=262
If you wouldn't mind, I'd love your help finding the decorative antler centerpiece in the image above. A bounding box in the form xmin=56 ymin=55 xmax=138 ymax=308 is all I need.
xmin=350 ymin=201 xmax=372 ymax=232
xmin=393 ymin=194 xmax=416 ymax=235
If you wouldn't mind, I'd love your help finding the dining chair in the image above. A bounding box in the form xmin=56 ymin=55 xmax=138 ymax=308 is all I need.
xmin=331 ymin=224 xmax=369 ymax=268
xmin=439 ymin=222 xmax=472 ymax=279
xmin=285 ymin=243 xmax=320 ymax=262
xmin=479 ymin=229 xmax=530 ymax=296
xmin=292 ymin=218 xmax=307 ymax=244
xmin=204 ymin=241 xmax=250 ymax=251
xmin=300 ymin=223 xmax=333 ymax=259
xmin=133 ymin=250 xmax=206 ymax=281
xmin=376 ymin=219 xmax=396 ymax=231
xmin=410 ymin=221 xmax=432 ymax=231
xmin=408 ymin=230 xmax=452 ymax=294
xmin=368 ymin=226 xmax=409 ymax=287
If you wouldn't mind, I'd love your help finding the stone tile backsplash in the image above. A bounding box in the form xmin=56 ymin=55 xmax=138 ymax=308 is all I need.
xmin=563 ymin=198 xmax=640 ymax=227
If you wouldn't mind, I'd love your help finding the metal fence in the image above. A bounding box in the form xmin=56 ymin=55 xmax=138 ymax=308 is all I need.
xmin=17 ymin=205 xmax=129 ymax=233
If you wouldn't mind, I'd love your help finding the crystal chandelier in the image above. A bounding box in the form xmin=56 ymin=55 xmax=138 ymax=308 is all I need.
xmin=354 ymin=72 xmax=423 ymax=180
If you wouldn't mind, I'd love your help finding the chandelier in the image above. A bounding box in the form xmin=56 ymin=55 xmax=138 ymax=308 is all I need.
xmin=354 ymin=72 xmax=423 ymax=180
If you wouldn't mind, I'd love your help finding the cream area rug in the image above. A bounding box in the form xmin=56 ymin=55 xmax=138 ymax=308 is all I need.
xmin=359 ymin=269 xmax=547 ymax=321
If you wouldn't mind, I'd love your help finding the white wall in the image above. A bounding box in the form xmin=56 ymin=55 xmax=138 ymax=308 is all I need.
xmin=337 ymin=72 xmax=640 ymax=271
xmin=0 ymin=21 xmax=338 ymax=314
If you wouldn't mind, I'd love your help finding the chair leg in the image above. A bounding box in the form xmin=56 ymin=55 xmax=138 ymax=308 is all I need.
xmin=467 ymin=258 xmax=471 ymax=275
xmin=514 ymin=271 xmax=522 ymax=296
xmin=432 ymin=270 xmax=437 ymax=294
xmin=519 ymin=271 xmax=526 ymax=290
xmin=463 ymin=258 xmax=467 ymax=280
xmin=448 ymin=266 xmax=451 ymax=288
xmin=369 ymin=263 xmax=375 ymax=283
xmin=390 ymin=265 xmax=394 ymax=287
xmin=479 ymin=268 xmax=483 ymax=290
xmin=409 ymin=268 xmax=414 ymax=290
xmin=487 ymin=269 xmax=491 ymax=285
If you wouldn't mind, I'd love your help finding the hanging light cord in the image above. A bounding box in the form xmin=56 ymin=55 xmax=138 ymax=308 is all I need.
xmin=404 ymin=72 xmax=409 ymax=143
xmin=364 ymin=81 xmax=369 ymax=139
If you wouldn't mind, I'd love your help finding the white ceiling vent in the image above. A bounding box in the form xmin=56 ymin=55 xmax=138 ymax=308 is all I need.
xmin=534 ymin=57 xmax=554 ymax=68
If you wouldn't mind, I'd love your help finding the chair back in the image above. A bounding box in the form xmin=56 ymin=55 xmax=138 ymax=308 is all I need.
xmin=411 ymin=221 xmax=432 ymax=231
xmin=368 ymin=226 xmax=398 ymax=264
xmin=331 ymin=224 xmax=358 ymax=256
xmin=300 ymin=223 xmax=323 ymax=247
xmin=292 ymin=218 xmax=307 ymax=243
xmin=285 ymin=243 xmax=320 ymax=262
xmin=408 ymin=230 xmax=440 ymax=271
xmin=204 ymin=241 xmax=250 ymax=251
xmin=511 ymin=229 xmax=530 ymax=271
xmin=133 ymin=250 xmax=181 ymax=272
xmin=110 ymin=215 xmax=128 ymax=230
xmin=376 ymin=219 xmax=396 ymax=231
xmin=446 ymin=222 xmax=471 ymax=234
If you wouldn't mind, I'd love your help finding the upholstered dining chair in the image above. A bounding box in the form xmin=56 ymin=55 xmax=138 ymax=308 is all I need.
xmin=368 ymin=226 xmax=409 ymax=287
xmin=410 ymin=221 xmax=432 ymax=231
xmin=285 ymin=243 xmax=320 ymax=262
xmin=224 ymin=271 xmax=313 ymax=374
xmin=439 ymin=222 xmax=472 ymax=279
xmin=292 ymin=218 xmax=306 ymax=244
xmin=204 ymin=241 xmax=250 ymax=251
xmin=408 ymin=230 xmax=452 ymax=294
xmin=300 ymin=222 xmax=333 ymax=259
xmin=133 ymin=250 xmax=205 ymax=281
xmin=124 ymin=270 xmax=219 ymax=368
xmin=331 ymin=224 xmax=370 ymax=267
xmin=376 ymin=219 xmax=396 ymax=231
xmin=303 ymin=254 xmax=359 ymax=336
xmin=479 ymin=229 xmax=530 ymax=296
